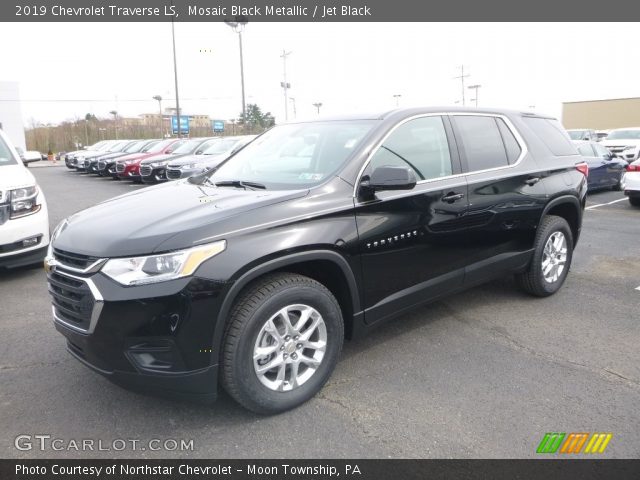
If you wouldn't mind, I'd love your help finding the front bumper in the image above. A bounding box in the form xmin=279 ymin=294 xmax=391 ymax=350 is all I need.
xmin=141 ymin=166 xmax=168 ymax=184
xmin=0 ymin=202 xmax=50 ymax=268
xmin=116 ymin=163 xmax=141 ymax=180
xmin=623 ymin=172 xmax=640 ymax=196
xmin=47 ymin=261 xmax=228 ymax=401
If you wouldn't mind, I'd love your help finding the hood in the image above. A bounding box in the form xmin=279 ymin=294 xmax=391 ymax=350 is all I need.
xmin=140 ymin=152 xmax=178 ymax=165
xmin=0 ymin=164 xmax=36 ymax=190
xmin=167 ymin=154 xmax=214 ymax=167
xmin=54 ymin=181 xmax=308 ymax=257
xmin=601 ymin=139 xmax=640 ymax=148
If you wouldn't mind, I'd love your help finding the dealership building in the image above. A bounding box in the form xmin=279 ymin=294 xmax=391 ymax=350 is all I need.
xmin=0 ymin=81 xmax=26 ymax=151
xmin=562 ymin=97 xmax=640 ymax=130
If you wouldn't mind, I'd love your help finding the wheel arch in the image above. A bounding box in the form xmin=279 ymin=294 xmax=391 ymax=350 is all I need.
xmin=541 ymin=195 xmax=583 ymax=247
xmin=212 ymin=250 xmax=361 ymax=362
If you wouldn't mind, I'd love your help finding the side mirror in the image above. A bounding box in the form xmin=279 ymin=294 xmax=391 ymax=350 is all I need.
xmin=195 ymin=150 xmax=203 ymax=155
xmin=363 ymin=166 xmax=417 ymax=193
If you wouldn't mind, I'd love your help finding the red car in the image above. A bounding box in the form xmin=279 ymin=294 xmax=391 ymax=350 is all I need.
xmin=114 ymin=139 xmax=184 ymax=182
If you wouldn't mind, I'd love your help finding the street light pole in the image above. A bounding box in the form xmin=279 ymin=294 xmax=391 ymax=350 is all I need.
xmin=280 ymin=49 xmax=292 ymax=121
xmin=109 ymin=110 xmax=118 ymax=139
xmin=153 ymin=95 xmax=163 ymax=137
xmin=312 ymin=102 xmax=323 ymax=115
xmin=289 ymin=97 xmax=297 ymax=119
xmin=225 ymin=18 xmax=248 ymax=124
xmin=467 ymin=84 xmax=481 ymax=107
xmin=393 ymin=94 xmax=402 ymax=107
xmin=170 ymin=7 xmax=182 ymax=138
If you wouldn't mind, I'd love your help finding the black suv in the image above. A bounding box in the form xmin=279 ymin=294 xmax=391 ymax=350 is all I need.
xmin=46 ymin=108 xmax=587 ymax=414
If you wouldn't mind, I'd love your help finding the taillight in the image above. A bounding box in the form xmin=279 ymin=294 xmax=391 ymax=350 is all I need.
xmin=627 ymin=164 xmax=640 ymax=172
xmin=575 ymin=162 xmax=589 ymax=177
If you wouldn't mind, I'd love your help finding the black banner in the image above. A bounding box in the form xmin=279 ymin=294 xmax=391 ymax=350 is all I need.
xmin=3 ymin=459 xmax=640 ymax=480
xmin=5 ymin=0 xmax=640 ymax=22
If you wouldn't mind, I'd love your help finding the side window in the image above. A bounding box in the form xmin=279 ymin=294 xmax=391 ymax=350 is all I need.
xmin=593 ymin=143 xmax=611 ymax=159
xmin=577 ymin=143 xmax=595 ymax=157
xmin=369 ymin=116 xmax=453 ymax=181
xmin=522 ymin=117 xmax=578 ymax=156
xmin=454 ymin=115 xmax=509 ymax=171
xmin=496 ymin=118 xmax=522 ymax=164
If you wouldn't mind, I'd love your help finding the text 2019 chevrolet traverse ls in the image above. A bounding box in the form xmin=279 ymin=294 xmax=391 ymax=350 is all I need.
xmin=46 ymin=108 xmax=587 ymax=414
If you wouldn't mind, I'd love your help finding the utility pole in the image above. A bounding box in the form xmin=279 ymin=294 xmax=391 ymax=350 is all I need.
xmin=313 ymin=102 xmax=323 ymax=115
xmin=393 ymin=94 xmax=402 ymax=107
xmin=84 ymin=119 xmax=89 ymax=146
xmin=280 ymin=49 xmax=292 ymax=121
xmin=467 ymin=84 xmax=481 ymax=107
xmin=453 ymin=65 xmax=470 ymax=106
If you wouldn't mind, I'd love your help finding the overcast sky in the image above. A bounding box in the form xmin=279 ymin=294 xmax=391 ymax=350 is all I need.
xmin=1 ymin=22 xmax=639 ymax=126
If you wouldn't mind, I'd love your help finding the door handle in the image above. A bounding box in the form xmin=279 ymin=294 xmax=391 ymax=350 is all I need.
xmin=525 ymin=177 xmax=540 ymax=186
xmin=442 ymin=192 xmax=465 ymax=203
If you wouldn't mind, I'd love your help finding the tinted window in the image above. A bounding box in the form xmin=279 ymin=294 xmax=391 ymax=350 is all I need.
xmin=454 ymin=115 xmax=509 ymax=171
xmin=576 ymin=143 xmax=595 ymax=157
xmin=369 ymin=116 xmax=453 ymax=181
xmin=593 ymin=143 xmax=611 ymax=158
xmin=523 ymin=117 xmax=578 ymax=156
xmin=0 ymin=136 xmax=19 ymax=166
xmin=496 ymin=118 xmax=522 ymax=164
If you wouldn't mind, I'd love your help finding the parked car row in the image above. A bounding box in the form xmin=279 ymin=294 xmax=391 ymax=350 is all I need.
xmin=63 ymin=135 xmax=256 ymax=184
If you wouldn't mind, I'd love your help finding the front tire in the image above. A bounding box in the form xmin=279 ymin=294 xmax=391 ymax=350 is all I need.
xmin=221 ymin=273 xmax=344 ymax=414
xmin=516 ymin=215 xmax=573 ymax=297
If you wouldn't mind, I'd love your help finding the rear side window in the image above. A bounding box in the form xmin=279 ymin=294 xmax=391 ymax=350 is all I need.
xmin=576 ymin=143 xmax=595 ymax=157
xmin=453 ymin=115 xmax=509 ymax=171
xmin=523 ymin=117 xmax=578 ymax=156
xmin=496 ymin=118 xmax=522 ymax=164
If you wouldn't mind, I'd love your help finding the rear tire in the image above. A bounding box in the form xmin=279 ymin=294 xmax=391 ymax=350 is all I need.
xmin=516 ymin=215 xmax=573 ymax=297
xmin=629 ymin=197 xmax=640 ymax=207
xmin=221 ymin=273 xmax=343 ymax=414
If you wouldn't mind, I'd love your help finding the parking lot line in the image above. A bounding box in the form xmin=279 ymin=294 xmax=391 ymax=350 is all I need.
xmin=585 ymin=198 xmax=628 ymax=210
xmin=636 ymin=286 xmax=640 ymax=292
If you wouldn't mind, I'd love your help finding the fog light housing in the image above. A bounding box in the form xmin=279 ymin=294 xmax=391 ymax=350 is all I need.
xmin=22 ymin=236 xmax=41 ymax=247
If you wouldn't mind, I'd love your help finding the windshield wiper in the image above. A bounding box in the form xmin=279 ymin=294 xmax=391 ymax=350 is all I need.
xmin=214 ymin=180 xmax=267 ymax=190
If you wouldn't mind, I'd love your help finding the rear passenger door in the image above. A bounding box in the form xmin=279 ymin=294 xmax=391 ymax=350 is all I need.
xmin=449 ymin=114 xmax=548 ymax=285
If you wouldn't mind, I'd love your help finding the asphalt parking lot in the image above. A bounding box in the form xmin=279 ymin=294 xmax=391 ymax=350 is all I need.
xmin=1 ymin=165 xmax=639 ymax=459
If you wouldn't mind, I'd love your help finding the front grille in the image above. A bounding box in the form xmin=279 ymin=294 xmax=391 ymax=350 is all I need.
xmin=607 ymin=146 xmax=626 ymax=154
xmin=166 ymin=169 xmax=181 ymax=180
xmin=140 ymin=165 xmax=152 ymax=176
xmin=0 ymin=205 xmax=9 ymax=226
xmin=116 ymin=162 xmax=125 ymax=172
xmin=53 ymin=248 xmax=101 ymax=270
xmin=48 ymin=271 xmax=95 ymax=332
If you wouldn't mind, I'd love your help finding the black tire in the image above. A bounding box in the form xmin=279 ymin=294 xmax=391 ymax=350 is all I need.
xmin=516 ymin=215 xmax=573 ymax=297
xmin=221 ymin=273 xmax=343 ymax=414
xmin=630 ymin=197 xmax=640 ymax=207
xmin=613 ymin=173 xmax=624 ymax=191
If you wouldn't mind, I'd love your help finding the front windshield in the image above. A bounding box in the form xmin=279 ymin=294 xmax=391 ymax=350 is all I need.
xmin=568 ymin=130 xmax=586 ymax=140
xmin=141 ymin=140 xmax=160 ymax=152
xmin=203 ymin=138 xmax=240 ymax=155
xmin=0 ymin=137 xmax=19 ymax=166
xmin=124 ymin=141 xmax=146 ymax=153
xmin=606 ymin=129 xmax=640 ymax=140
xmin=147 ymin=139 xmax=178 ymax=153
xmin=208 ymin=121 xmax=375 ymax=189
xmin=109 ymin=141 xmax=126 ymax=151
xmin=172 ymin=139 xmax=207 ymax=154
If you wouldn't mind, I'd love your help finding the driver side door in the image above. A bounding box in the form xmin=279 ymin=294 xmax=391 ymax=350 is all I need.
xmin=354 ymin=115 xmax=469 ymax=325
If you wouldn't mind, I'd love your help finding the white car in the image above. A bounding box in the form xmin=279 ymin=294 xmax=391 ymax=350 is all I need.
xmin=601 ymin=128 xmax=640 ymax=163
xmin=0 ymin=129 xmax=50 ymax=268
xmin=623 ymin=159 xmax=640 ymax=207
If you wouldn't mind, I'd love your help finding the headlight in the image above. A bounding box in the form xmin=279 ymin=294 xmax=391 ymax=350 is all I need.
xmin=101 ymin=240 xmax=226 ymax=286
xmin=623 ymin=146 xmax=639 ymax=151
xmin=10 ymin=185 xmax=40 ymax=219
xmin=188 ymin=163 xmax=197 ymax=169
